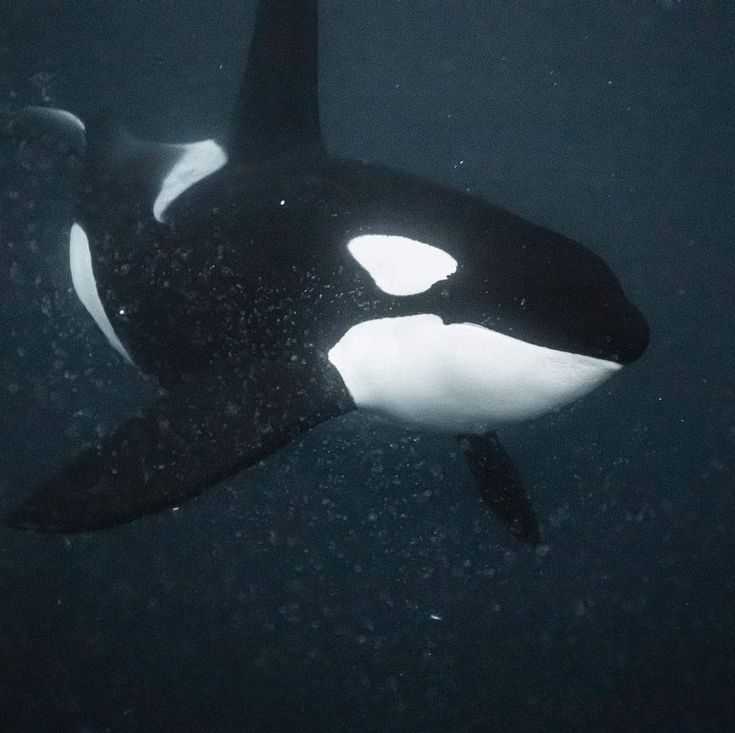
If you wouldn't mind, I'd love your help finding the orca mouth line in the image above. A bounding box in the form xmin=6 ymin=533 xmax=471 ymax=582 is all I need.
xmin=471 ymin=317 xmax=625 ymax=365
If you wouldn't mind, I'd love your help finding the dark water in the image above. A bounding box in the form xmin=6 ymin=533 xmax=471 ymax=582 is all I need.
xmin=0 ymin=1 xmax=733 ymax=730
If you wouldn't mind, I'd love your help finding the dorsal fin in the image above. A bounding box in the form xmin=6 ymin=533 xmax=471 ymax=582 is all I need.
xmin=230 ymin=0 xmax=323 ymax=162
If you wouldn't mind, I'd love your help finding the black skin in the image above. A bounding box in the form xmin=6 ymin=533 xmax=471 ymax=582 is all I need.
xmin=80 ymin=153 xmax=649 ymax=381
xmin=6 ymin=0 xmax=648 ymax=539
xmin=459 ymin=434 xmax=541 ymax=546
xmin=9 ymin=358 xmax=352 ymax=533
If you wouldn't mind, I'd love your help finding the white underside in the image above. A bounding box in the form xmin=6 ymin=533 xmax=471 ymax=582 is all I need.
xmin=328 ymin=314 xmax=621 ymax=434
xmin=69 ymin=223 xmax=134 ymax=364
xmin=152 ymin=140 xmax=228 ymax=223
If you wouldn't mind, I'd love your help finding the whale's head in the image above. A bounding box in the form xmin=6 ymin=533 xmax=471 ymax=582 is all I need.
xmin=333 ymin=230 xmax=648 ymax=433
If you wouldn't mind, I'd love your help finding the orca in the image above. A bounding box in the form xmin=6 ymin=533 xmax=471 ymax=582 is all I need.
xmin=4 ymin=0 xmax=648 ymax=543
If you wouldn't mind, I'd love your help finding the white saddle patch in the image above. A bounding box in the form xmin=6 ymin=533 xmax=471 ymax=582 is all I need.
xmin=69 ymin=223 xmax=134 ymax=364
xmin=328 ymin=314 xmax=620 ymax=434
xmin=347 ymin=234 xmax=458 ymax=296
xmin=153 ymin=140 xmax=228 ymax=223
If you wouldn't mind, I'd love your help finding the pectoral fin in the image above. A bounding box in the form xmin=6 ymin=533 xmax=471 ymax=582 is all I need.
xmin=458 ymin=433 xmax=542 ymax=545
xmin=10 ymin=361 xmax=350 ymax=533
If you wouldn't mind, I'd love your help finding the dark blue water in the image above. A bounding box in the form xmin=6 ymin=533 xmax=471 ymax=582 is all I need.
xmin=1 ymin=1 xmax=733 ymax=730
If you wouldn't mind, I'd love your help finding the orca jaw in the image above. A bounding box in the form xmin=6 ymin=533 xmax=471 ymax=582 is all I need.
xmin=328 ymin=315 xmax=623 ymax=435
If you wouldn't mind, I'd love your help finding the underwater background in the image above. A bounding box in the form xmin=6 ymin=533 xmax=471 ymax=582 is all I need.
xmin=0 ymin=0 xmax=733 ymax=730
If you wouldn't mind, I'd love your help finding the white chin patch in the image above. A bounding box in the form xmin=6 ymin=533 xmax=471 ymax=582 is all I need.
xmin=153 ymin=140 xmax=228 ymax=223
xmin=69 ymin=223 xmax=134 ymax=364
xmin=347 ymin=234 xmax=458 ymax=295
xmin=328 ymin=314 xmax=621 ymax=434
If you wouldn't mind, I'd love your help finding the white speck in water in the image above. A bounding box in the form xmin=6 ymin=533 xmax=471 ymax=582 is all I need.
xmin=280 ymin=199 xmax=286 ymax=206
xmin=429 ymin=613 xmax=442 ymax=621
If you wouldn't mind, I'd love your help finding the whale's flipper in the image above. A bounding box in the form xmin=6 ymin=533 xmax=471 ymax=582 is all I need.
xmin=231 ymin=0 xmax=322 ymax=162
xmin=3 ymin=106 xmax=227 ymax=224
xmin=1 ymin=106 xmax=86 ymax=174
xmin=10 ymin=361 xmax=350 ymax=532
xmin=2 ymin=106 xmax=86 ymax=154
xmin=459 ymin=434 xmax=542 ymax=546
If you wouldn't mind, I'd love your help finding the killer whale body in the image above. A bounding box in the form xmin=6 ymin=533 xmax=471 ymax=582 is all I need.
xmin=6 ymin=0 xmax=648 ymax=542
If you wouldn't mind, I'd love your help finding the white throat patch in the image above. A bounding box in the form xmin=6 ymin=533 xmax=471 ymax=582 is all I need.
xmin=328 ymin=314 xmax=620 ymax=434
xmin=347 ymin=235 xmax=458 ymax=295
xmin=152 ymin=140 xmax=228 ymax=223
xmin=69 ymin=223 xmax=134 ymax=364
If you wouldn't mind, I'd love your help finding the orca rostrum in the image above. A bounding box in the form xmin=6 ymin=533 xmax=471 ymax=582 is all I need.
xmin=4 ymin=0 xmax=648 ymax=543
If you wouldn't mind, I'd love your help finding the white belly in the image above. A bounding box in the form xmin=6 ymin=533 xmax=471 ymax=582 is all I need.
xmin=327 ymin=314 xmax=621 ymax=434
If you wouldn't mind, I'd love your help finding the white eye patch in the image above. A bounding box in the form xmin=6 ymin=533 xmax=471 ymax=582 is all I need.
xmin=347 ymin=234 xmax=458 ymax=296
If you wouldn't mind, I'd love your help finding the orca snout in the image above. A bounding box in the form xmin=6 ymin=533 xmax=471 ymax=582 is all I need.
xmin=555 ymin=247 xmax=649 ymax=367
xmin=612 ymin=297 xmax=649 ymax=365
